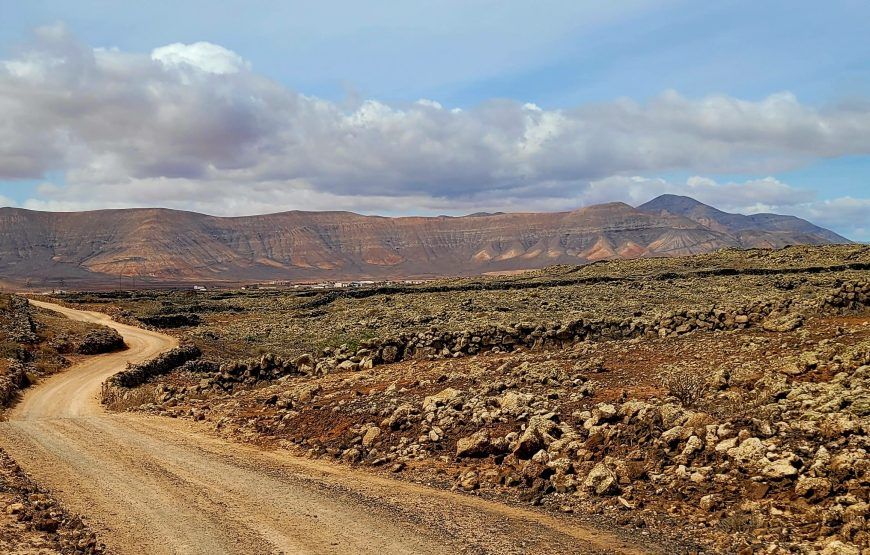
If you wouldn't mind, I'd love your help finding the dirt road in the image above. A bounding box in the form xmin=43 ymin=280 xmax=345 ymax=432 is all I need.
xmin=0 ymin=300 xmax=655 ymax=554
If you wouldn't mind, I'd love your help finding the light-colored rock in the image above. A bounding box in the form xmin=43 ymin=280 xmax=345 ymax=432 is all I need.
xmin=794 ymin=476 xmax=832 ymax=501
xmin=514 ymin=415 xmax=558 ymax=458
xmin=661 ymin=425 xmax=691 ymax=445
xmin=595 ymin=403 xmax=617 ymax=421
xmin=583 ymin=463 xmax=618 ymax=496
xmin=456 ymin=430 xmax=491 ymax=458
xmin=361 ymin=426 xmax=381 ymax=448
xmin=423 ymin=388 xmax=462 ymax=412
xmin=715 ymin=437 xmax=738 ymax=452
xmin=336 ymin=359 xmax=359 ymax=372
xmin=762 ymin=457 xmax=799 ymax=479
xmin=682 ymin=435 xmax=704 ymax=457
xmin=820 ymin=540 xmax=860 ymax=555
xmin=500 ymin=391 xmax=532 ymax=414
xmin=762 ymin=314 xmax=803 ymax=332
xmin=728 ymin=437 xmax=766 ymax=464
xmin=699 ymin=494 xmax=719 ymax=511
xmin=458 ymin=471 xmax=479 ymax=490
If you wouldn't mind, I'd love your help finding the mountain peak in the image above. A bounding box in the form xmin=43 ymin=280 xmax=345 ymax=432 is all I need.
xmin=638 ymin=194 xmax=712 ymax=213
xmin=0 ymin=199 xmax=849 ymax=287
xmin=637 ymin=195 xmax=850 ymax=244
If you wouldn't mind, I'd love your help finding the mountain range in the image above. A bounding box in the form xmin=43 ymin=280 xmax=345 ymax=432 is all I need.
xmin=0 ymin=194 xmax=850 ymax=288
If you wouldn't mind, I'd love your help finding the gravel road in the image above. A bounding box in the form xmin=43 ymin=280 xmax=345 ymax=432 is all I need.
xmin=0 ymin=300 xmax=654 ymax=555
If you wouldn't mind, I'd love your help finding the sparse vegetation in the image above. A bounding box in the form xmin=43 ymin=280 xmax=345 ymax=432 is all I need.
xmin=658 ymin=365 xmax=710 ymax=407
xmin=49 ymin=245 xmax=870 ymax=553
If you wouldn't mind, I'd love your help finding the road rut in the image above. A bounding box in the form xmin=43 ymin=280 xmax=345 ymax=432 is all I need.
xmin=0 ymin=300 xmax=655 ymax=554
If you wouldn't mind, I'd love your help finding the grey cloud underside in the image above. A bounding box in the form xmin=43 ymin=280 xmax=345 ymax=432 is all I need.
xmin=3 ymin=26 xmax=870 ymax=197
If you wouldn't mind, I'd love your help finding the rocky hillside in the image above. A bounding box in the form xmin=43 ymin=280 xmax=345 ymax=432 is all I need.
xmin=0 ymin=196 xmax=849 ymax=287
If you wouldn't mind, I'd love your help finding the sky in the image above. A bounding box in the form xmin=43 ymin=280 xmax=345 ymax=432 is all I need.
xmin=0 ymin=0 xmax=868 ymax=240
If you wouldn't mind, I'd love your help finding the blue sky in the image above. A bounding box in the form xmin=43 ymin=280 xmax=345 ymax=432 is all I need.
xmin=0 ymin=0 xmax=868 ymax=239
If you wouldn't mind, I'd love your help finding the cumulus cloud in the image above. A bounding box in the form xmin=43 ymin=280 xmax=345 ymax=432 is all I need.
xmin=578 ymin=175 xmax=817 ymax=213
xmin=151 ymin=42 xmax=250 ymax=74
xmin=1 ymin=25 xmax=868 ymax=240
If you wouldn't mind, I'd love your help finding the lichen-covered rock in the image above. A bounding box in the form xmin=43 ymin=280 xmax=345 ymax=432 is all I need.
xmin=762 ymin=313 xmax=804 ymax=332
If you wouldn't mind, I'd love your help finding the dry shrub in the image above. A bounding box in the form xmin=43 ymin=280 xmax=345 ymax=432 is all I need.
xmin=715 ymin=387 xmax=776 ymax=419
xmin=658 ymin=365 xmax=710 ymax=407
xmin=103 ymin=386 xmax=158 ymax=412
xmin=720 ymin=510 xmax=762 ymax=534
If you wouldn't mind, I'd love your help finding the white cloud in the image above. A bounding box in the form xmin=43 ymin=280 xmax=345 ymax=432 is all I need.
xmin=579 ymin=175 xmax=816 ymax=213
xmin=799 ymin=197 xmax=870 ymax=240
xmin=151 ymin=42 xmax=249 ymax=74
xmin=1 ymin=26 xmax=868 ymax=241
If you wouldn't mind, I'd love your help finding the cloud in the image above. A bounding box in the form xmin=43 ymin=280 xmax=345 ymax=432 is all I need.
xmin=799 ymin=197 xmax=870 ymax=240
xmin=1 ymin=25 xmax=868 ymax=241
xmin=578 ymin=175 xmax=817 ymax=213
xmin=151 ymin=42 xmax=250 ymax=74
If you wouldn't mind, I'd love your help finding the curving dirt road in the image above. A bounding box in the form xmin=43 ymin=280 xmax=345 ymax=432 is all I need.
xmin=0 ymin=300 xmax=655 ymax=554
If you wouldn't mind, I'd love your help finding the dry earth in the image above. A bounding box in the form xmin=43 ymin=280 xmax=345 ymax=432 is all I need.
xmin=0 ymin=301 xmax=659 ymax=554
xmin=51 ymin=245 xmax=869 ymax=554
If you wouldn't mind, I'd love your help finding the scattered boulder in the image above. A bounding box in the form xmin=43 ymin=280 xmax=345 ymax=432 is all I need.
xmin=794 ymin=476 xmax=832 ymax=502
xmin=456 ymin=430 xmax=491 ymax=458
xmin=727 ymin=437 xmax=766 ymax=465
xmin=762 ymin=457 xmax=800 ymax=479
xmin=583 ymin=463 xmax=618 ymax=496
xmin=762 ymin=313 xmax=804 ymax=332
xmin=361 ymin=426 xmax=381 ymax=448
xmin=514 ymin=416 xmax=559 ymax=459
xmin=422 ymin=388 xmax=462 ymax=412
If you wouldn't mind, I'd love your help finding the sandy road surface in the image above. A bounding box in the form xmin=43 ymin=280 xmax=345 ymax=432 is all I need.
xmin=0 ymin=300 xmax=655 ymax=554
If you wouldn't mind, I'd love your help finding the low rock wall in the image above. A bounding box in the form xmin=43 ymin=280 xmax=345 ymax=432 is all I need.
xmin=102 ymin=280 xmax=869 ymax=399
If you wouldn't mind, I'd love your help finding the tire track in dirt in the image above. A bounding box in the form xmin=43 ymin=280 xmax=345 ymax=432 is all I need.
xmin=0 ymin=300 xmax=657 ymax=554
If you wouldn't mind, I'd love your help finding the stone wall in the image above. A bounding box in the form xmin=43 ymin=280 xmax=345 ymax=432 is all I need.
xmin=108 ymin=345 xmax=201 ymax=388
xmin=76 ymin=328 xmax=126 ymax=355
xmin=136 ymin=313 xmax=201 ymax=329
xmin=819 ymin=280 xmax=870 ymax=312
xmin=0 ymin=296 xmax=36 ymax=344
xmin=312 ymin=280 xmax=868 ymax=375
xmin=100 ymin=280 xmax=869 ymax=401
xmin=0 ymin=362 xmax=28 ymax=407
